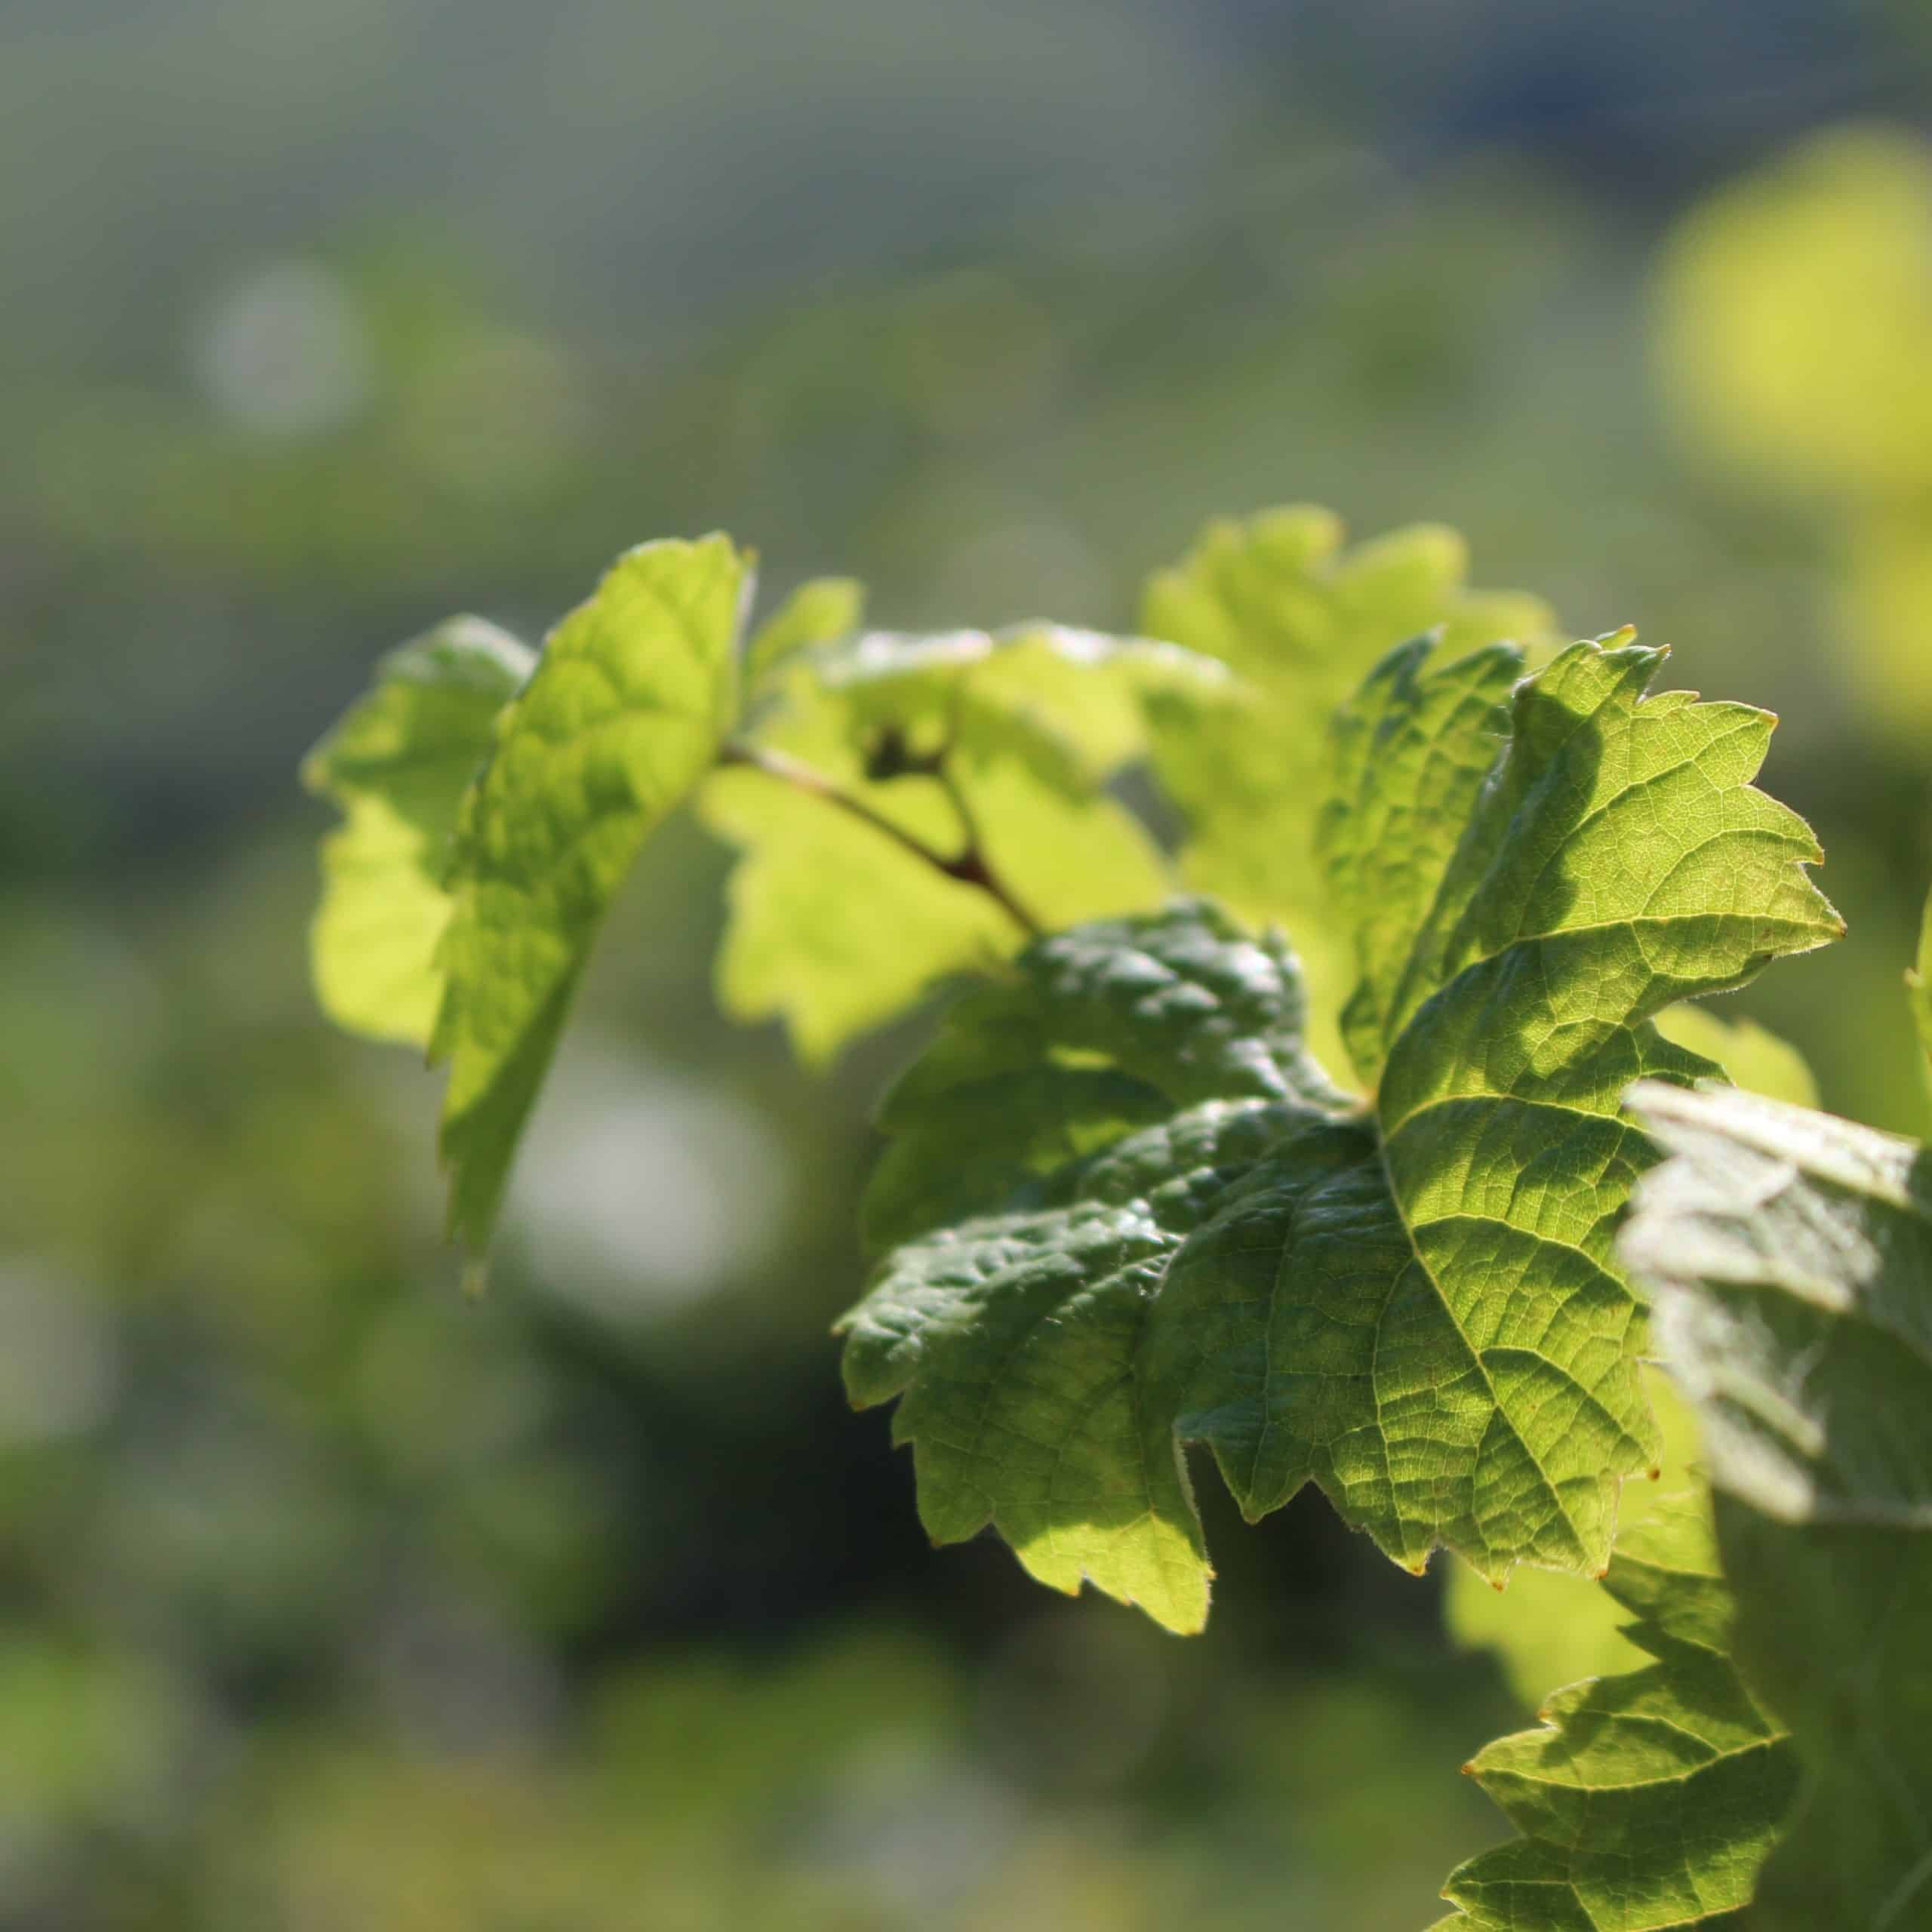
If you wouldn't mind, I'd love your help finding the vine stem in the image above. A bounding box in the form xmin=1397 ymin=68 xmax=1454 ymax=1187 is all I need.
xmin=715 ymin=741 xmax=1042 ymax=937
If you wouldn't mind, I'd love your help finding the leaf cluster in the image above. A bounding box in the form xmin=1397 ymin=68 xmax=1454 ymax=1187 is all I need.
xmin=305 ymin=506 xmax=1930 ymax=1927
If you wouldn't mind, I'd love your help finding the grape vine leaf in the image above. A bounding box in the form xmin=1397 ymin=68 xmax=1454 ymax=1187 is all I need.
xmin=1651 ymin=1003 xmax=1820 ymax=1114
xmin=429 ymin=534 xmax=752 ymax=1262
xmin=1444 ymin=1367 xmax=1701 ymax=1709
xmin=699 ymin=624 xmax=1227 ymax=1064
xmin=1139 ymin=506 xmax=1553 ymax=1072
xmin=841 ymin=900 xmax=1355 ymax=1632
xmin=814 ymin=623 xmax=1233 ymax=789
xmin=840 ymin=634 xmax=1839 ymax=1630
xmin=1446 ymin=1006 xmax=1817 ymax=1704
xmin=1433 ymin=1494 xmax=1798 ymax=1931
xmin=745 ymin=574 xmax=865 ymax=690
xmin=303 ymin=617 xmax=535 ymax=1048
xmin=1623 ymin=1081 xmax=1932 ymax=1930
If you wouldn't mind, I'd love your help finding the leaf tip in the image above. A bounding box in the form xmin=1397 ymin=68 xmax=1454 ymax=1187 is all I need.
xmin=1160 ymin=1601 xmax=1212 ymax=1638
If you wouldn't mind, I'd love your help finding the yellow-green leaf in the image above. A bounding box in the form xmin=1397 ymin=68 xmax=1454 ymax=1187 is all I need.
xmin=1140 ymin=506 xmax=1551 ymax=1073
xmin=432 ymin=534 xmax=752 ymax=1259
xmin=701 ymin=623 xmax=1225 ymax=1063
xmin=302 ymin=616 xmax=534 ymax=1048
xmin=745 ymin=574 xmax=865 ymax=690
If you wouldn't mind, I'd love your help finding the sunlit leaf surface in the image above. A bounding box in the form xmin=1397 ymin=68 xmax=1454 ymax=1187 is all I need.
xmin=1445 ymin=1004 xmax=1817 ymax=1702
xmin=431 ymin=534 xmax=751 ymax=1258
xmin=701 ymin=622 xmax=1227 ymax=1063
xmin=1434 ymin=1496 xmax=1796 ymax=1931
xmin=303 ymin=617 xmax=534 ymax=1048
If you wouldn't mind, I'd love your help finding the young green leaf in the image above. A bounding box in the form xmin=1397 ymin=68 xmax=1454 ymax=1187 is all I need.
xmin=744 ymin=575 xmax=865 ymax=691
xmin=1434 ymin=1495 xmax=1798 ymax=1931
xmin=1140 ymin=508 xmax=1552 ymax=1073
xmin=812 ymin=623 xmax=1232 ymax=786
xmin=303 ymin=617 xmax=535 ymax=1048
xmin=700 ymin=623 xmax=1227 ymax=1064
xmin=841 ymin=635 xmax=1839 ymax=1628
xmin=431 ymin=534 xmax=752 ymax=1263
xmin=1623 ymin=1081 xmax=1932 ymax=1931
xmin=1316 ymin=633 xmax=1524 ymax=1087
xmin=1650 ymin=1002 xmax=1821 ymax=1112
xmin=703 ymin=739 xmax=1171 ymax=1065
xmin=1140 ymin=507 xmax=1549 ymax=700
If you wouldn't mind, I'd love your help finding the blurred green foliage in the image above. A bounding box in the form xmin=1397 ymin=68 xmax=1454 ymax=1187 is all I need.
xmin=1656 ymin=125 xmax=1932 ymax=744
xmin=9 ymin=2 xmax=1932 ymax=1924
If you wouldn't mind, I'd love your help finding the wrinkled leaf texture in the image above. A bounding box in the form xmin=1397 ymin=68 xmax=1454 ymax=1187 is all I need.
xmin=840 ymin=633 xmax=1839 ymax=1629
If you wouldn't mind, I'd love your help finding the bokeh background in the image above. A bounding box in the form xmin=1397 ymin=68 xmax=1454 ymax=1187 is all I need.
xmin=9 ymin=3 xmax=1932 ymax=1926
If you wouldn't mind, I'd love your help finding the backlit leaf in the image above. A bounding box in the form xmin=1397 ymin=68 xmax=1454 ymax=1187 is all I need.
xmin=700 ymin=623 xmax=1226 ymax=1063
xmin=1140 ymin=506 xmax=1552 ymax=1071
xmin=1446 ymin=1003 xmax=1817 ymax=1703
xmin=744 ymin=575 xmax=865 ymax=690
xmin=431 ymin=534 xmax=751 ymax=1261
xmin=1443 ymin=1370 xmax=1701 ymax=1709
xmin=1434 ymin=1495 xmax=1797 ymax=1930
xmin=303 ymin=617 xmax=534 ymax=1048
